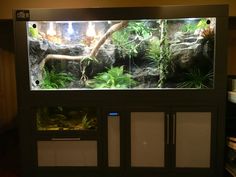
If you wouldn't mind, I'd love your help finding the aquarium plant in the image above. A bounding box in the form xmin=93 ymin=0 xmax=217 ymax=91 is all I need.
xmin=40 ymin=68 xmax=75 ymax=89
xmin=88 ymin=66 xmax=136 ymax=88
xmin=177 ymin=69 xmax=213 ymax=88
xmin=36 ymin=107 xmax=97 ymax=131
xmin=81 ymin=114 xmax=97 ymax=129
xmin=36 ymin=107 xmax=50 ymax=130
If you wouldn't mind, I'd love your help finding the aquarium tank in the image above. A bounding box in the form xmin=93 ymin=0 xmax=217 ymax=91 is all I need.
xmin=36 ymin=106 xmax=97 ymax=131
xmin=27 ymin=18 xmax=216 ymax=90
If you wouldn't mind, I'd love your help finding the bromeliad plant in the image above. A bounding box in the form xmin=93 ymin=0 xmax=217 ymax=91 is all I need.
xmin=88 ymin=66 xmax=136 ymax=88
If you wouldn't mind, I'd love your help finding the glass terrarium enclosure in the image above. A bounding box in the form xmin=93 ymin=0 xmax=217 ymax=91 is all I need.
xmin=27 ymin=18 xmax=216 ymax=90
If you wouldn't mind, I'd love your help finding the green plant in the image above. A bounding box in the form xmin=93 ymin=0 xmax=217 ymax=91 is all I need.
xmin=112 ymin=21 xmax=152 ymax=59
xmin=147 ymin=38 xmax=161 ymax=64
xmin=177 ymin=69 xmax=213 ymax=88
xmin=112 ymin=29 xmax=138 ymax=59
xmin=196 ymin=19 xmax=208 ymax=29
xmin=157 ymin=20 xmax=171 ymax=88
xmin=180 ymin=18 xmax=209 ymax=33
xmin=40 ymin=68 xmax=75 ymax=89
xmin=127 ymin=21 xmax=152 ymax=40
xmin=181 ymin=23 xmax=198 ymax=33
xmin=81 ymin=114 xmax=97 ymax=129
xmin=29 ymin=26 xmax=39 ymax=38
xmin=88 ymin=66 xmax=136 ymax=88
xmin=36 ymin=107 xmax=49 ymax=130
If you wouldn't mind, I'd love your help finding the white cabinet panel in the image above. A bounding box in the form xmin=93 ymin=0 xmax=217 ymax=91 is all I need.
xmin=108 ymin=115 xmax=120 ymax=167
xmin=175 ymin=112 xmax=211 ymax=168
xmin=131 ymin=112 xmax=165 ymax=167
xmin=37 ymin=141 xmax=97 ymax=166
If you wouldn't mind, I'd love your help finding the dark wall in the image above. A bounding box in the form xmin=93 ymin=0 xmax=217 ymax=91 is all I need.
xmin=0 ymin=20 xmax=14 ymax=52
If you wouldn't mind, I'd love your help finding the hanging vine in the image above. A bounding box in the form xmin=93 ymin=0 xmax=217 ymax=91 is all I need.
xmin=157 ymin=19 xmax=171 ymax=88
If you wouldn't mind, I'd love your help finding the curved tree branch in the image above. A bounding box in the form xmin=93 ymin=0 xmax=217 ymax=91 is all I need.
xmin=90 ymin=20 xmax=129 ymax=57
xmin=39 ymin=20 xmax=129 ymax=70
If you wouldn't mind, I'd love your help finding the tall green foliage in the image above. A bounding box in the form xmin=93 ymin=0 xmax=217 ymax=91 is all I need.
xmin=146 ymin=20 xmax=171 ymax=88
xmin=112 ymin=21 xmax=152 ymax=59
xmin=147 ymin=38 xmax=161 ymax=64
xmin=157 ymin=20 xmax=171 ymax=88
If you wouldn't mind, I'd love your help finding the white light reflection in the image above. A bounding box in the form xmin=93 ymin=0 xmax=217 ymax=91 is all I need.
xmin=86 ymin=22 xmax=96 ymax=37
xmin=47 ymin=22 xmax=56 ymax=36
xmin=67 ymin=22 xmax=74 ymax=35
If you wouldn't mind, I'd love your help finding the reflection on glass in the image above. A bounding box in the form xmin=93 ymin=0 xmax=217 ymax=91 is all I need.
xmin=27 ymin=18 xmax=215 ymax=90
xmin=36 ymin=107 xmax=97 ymax=131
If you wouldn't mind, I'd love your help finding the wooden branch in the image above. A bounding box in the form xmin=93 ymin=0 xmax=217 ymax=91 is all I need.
xmin=39 ymin=20 xmax=129 ymax=71
xmin=39 ymin=54 xmax=84 ymax=70
xmin=90 ymin=20 xmax=129 ymax=57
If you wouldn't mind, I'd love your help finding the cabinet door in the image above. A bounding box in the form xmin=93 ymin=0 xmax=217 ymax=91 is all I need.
xmin=130 ymin=112 xmax=165 ymax=167
xmin=175 ymin=112 xmax=211 ymax=168
xmin=37 ymin=140 xmax=97 ymax=166
xmin=107 ymin=113 xmax=120 ymax=167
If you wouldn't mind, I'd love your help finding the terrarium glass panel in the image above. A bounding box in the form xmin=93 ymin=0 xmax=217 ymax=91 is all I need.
xmin=27 ymin=18 xmax=215 ymax=90
xmin=36 ymin=107 xmax=97 ymax=131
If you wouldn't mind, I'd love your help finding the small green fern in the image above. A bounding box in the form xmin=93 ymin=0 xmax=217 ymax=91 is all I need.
xmin=88 ymin=66 xmax=136 ymax=89
xmin=41 ymin=69 xmax=75 ymax=89
xmin=147 ymin=38 xmax=161 ymax=64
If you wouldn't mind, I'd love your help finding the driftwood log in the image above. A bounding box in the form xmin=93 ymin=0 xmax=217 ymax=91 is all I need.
xmin=39 ymin=20 xmax=129 ymax=70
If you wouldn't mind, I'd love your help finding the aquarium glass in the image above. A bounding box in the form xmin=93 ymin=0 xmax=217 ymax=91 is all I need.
xmin=36 ymin=106 xmax=97 ymax=131
xmin=27 ymin=18 xmax=215 ymax=90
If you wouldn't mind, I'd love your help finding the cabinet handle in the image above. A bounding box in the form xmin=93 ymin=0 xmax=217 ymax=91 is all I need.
xmin=173 ymin=113 xmax=176 ymax=144
xmin=51 ymin=138 xmax=81 ymax=141
xmin=166 ymin=114 xmax=170 ymax=145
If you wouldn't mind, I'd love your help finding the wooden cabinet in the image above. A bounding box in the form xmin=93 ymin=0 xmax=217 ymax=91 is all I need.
xmin=13 ymin=5 xmax=227 ymax=177
xmin=105 ymin=107 xmax=215 ymax=177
